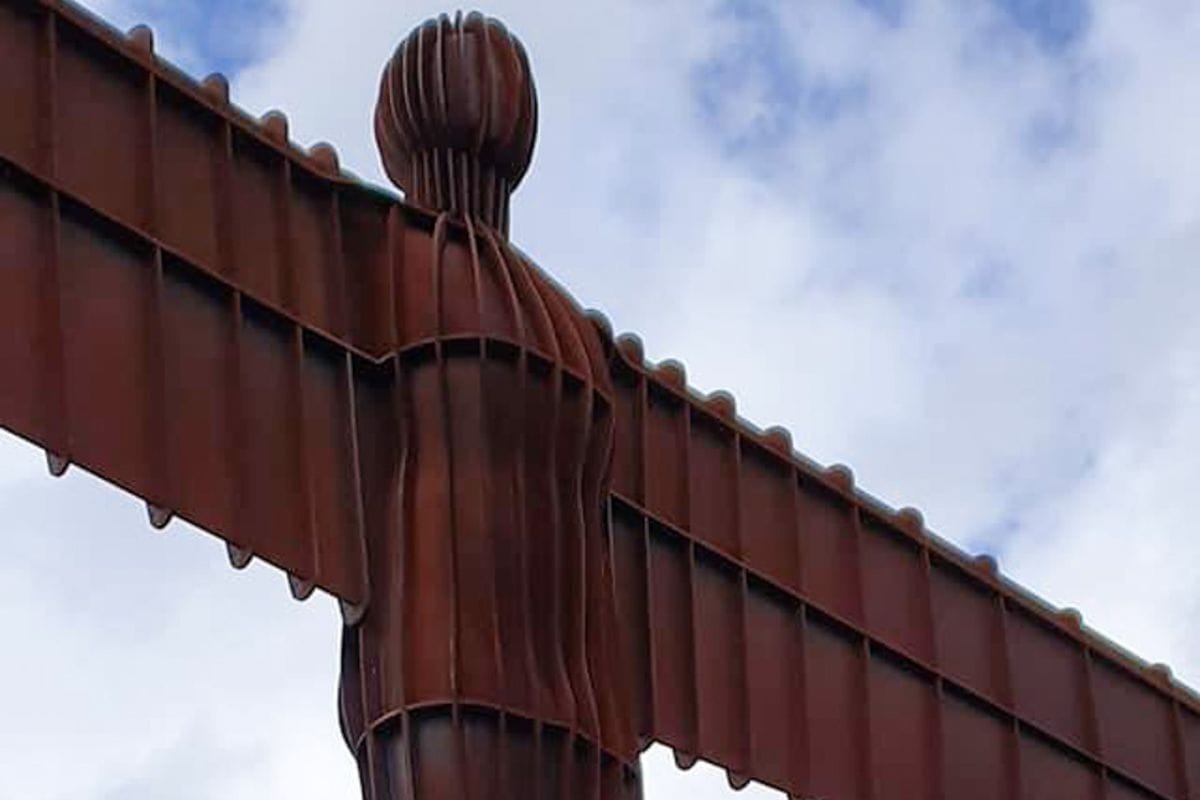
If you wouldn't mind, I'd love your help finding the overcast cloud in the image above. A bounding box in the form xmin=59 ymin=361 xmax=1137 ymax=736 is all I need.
xmin=2 ymin=1 xmax=1198 ymax=798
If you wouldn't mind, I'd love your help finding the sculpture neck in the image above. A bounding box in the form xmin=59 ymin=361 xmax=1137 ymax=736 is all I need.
xmin=405 ymin=148 xmax=511 ymax=236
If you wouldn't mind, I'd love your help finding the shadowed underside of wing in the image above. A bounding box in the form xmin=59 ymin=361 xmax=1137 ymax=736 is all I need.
xmin=0 ymin=0 xmax=421 ymax=609
xmin=605 ymin=339 xmax=1200 ymax=800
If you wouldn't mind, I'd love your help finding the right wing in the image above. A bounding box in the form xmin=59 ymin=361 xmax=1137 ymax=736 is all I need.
xmin=606 ymin=337 xmax=1200 ymax=800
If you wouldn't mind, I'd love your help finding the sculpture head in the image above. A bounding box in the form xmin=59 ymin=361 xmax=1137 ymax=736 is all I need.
xmin=375 ymin=11 xmax=538 ymax=234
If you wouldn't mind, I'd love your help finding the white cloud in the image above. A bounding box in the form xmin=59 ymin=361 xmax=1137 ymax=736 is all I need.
xmin=3 ymin=0 xmax=1200 ymax=797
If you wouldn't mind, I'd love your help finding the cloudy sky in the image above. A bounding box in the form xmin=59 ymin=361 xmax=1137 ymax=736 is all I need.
xmin=2 ymin=0 xmax=1199 ymax=797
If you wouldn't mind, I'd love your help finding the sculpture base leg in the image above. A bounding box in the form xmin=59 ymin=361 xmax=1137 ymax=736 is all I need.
xmin=351 ymin=707 xmax=642 ymax=800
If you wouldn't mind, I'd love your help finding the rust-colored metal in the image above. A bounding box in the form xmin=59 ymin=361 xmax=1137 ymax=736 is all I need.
xmin=374 ymin=11 xmax=536 ymax=236
xmin=608 ymin=349 xmax=1200 ymax=799
xmin=0 ymin=1 xmax=1198 ymax=798
xmin=338 ymin=14 xmax=638 ymax=797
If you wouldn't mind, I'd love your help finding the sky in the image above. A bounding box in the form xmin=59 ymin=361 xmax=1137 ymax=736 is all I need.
xmin=1 ymin=0 xmax=1199 ymax=798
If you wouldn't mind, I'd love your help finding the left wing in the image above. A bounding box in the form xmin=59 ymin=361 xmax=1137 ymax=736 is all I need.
xmin=0 ymin=0 xmax=431 ymax=609
xmin=604 ymin=335 xmax=1200 ymax=800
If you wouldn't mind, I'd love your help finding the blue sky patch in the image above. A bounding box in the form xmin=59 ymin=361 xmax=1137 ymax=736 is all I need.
xmin=961 ymin=254 xmax=1012 ymax=301
xmin=855 ymin=0 xmax=907 ymax=28
xmin=117 ymin=0 xmax=284 ymax=76
xmin=993 ymin=0 xmax=1091 ymax=53
xmin=694 ymin=1 xmax=869 ymax=158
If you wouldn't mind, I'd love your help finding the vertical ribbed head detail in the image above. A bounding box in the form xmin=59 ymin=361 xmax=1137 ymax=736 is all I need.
xmin=375 ymin=11 xmax=538 ymax=236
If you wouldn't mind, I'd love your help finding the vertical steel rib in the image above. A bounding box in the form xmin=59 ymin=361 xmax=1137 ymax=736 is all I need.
xmin=681 ymin=399 xmax=701 ymax=765
xmin=997 ymin=595 xmax=1025 ymax=800
xmin=921 ymin=547 xmax=948 ymax=800
xmin=486 ymin=225 xmax=542 ymax=720
xmin=290 ymin=324 xmax=319 ymax=598
xmin=848 ymin=504 xmax=875 ymax=800
xmin=1080 ymin=646 xmax=1104 ymax=796
xmin=1170 ymin=701 xmax=1194 ymax=800
xmin=37 ymin=9 xmax=70 ymax=472
xmin=141 ymin=53 xmax=176 ymax=528
xmin=730 ymin=434 xmax=752 ymax=786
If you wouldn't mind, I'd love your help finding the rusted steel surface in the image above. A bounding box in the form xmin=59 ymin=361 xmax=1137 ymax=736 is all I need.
xmin=0 ymin=4 xmax=643 ymax=797
xmin=0 ymin=0 xmax=395 ymax=607
xmin=606 ymin=339 xmax=1200 ymax=799
xmin=374 ymin=10 xmax=537 ymax=236
xmin=336 ymin=14 xmax=640 ymax=799
xmin=336 ymin=224 xmax=642 ymax=800
xmin=1 ymin=1 xmax=1199 ymax=799
xmin=0 ymin=0 xmax=425 ymax=360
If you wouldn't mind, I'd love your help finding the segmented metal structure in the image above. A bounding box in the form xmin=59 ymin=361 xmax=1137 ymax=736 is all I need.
xmin=0 ymin=1 xmax=1197 ymax=798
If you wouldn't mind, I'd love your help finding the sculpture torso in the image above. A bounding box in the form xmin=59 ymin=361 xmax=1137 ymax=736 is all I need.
xmin=336 ymin=13 xmax=639 ymax=798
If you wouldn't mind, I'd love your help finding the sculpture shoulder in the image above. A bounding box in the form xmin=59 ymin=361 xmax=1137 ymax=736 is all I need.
xmin=393 ymin=217 xmax=613 ymax=395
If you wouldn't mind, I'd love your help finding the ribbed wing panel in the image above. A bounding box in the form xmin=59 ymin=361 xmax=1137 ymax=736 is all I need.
xmin=0 ymin=163 xmax=371 ymax=602
xmin=0 ymin=0 xmax=384 ymax=604
xmin=607 ymin=344 xmax=1199 ymax=800
xmin=0 ymin=0 xmax=404 ymax=357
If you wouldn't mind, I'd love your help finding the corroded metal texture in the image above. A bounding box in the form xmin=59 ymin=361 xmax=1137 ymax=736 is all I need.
xmin=375 ymin=11 xmax=536 ymax=235
xmin=337 ymin=15 xmax=638 ymax=797
xmin=607 ymin=346 xmax=1200 ymax=799
xmin=1 ymin=1 xmax=1198 ymax=799
xmin=0 ymin=0 xmax=385 ymax=609
xmin=336 ymin=217 xmax=640 ymax=799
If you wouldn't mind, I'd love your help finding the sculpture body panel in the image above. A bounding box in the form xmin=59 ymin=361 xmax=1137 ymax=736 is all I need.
xmin=337 ymin=217 xmax=640 ymax=799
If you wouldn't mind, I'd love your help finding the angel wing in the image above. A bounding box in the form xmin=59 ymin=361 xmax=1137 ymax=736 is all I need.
xmin=0 ymin=0 xmax=430 ymax=612
xmin=604 ymin=342 xmax=1200 ymax=800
